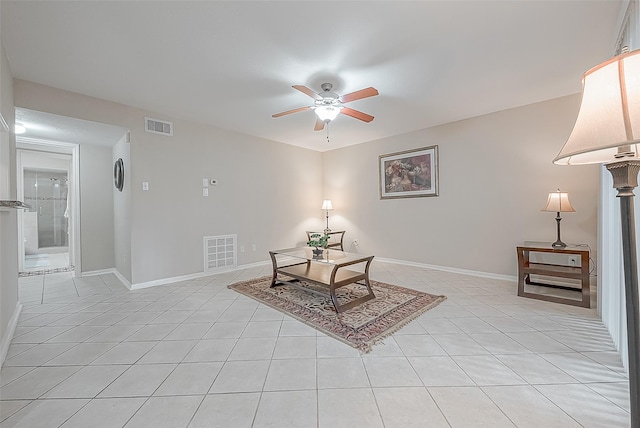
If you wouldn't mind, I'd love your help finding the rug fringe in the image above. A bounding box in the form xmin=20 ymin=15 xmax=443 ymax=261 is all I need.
xmin=364 ymin=295 xmax=447 ymax=350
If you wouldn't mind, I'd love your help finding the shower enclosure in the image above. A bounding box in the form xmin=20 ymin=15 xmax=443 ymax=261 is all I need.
xmin=23 ymin=169 xmax=69 ymax=251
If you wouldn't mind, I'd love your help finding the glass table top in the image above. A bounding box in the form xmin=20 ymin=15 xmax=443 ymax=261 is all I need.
xmin=270 ymin=247 xmax=372 ymax=265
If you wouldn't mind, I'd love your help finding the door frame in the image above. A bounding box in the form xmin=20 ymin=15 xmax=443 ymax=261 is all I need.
xmin=16 ymin=137 xmax=81 ymax=276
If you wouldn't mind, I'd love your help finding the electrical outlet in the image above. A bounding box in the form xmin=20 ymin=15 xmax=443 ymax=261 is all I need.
xmin=240 ymin=245 xmax=245 ymax=253
xmin=568 ymin=256 xmax=578 ymax=266
xmin=252 ymin=244 xmax=256 ymax=251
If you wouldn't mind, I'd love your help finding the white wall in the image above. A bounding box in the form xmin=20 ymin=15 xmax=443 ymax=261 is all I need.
xmin=323 ymin=94 xmax=599 ymax=277
xmin=128 ymin=118 xmax=322 ymax=284
xmin=14 ymin=80 xmax=324 ymax=285
xmin=80 ymin=144 xmax=115 ymax=272
xmin=113 ymin=134 xmax=131 ymax=282
xmin=14 ymin=79 xmax=597 ymax=284
xmin=0 ymin=22 xmax=20 ymax=366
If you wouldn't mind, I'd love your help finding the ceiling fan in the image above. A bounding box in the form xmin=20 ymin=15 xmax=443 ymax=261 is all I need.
xmin=272 ymin=83 xmax=379 ymax=131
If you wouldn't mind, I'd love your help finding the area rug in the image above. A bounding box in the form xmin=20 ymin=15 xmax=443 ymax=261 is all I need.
xmin=228 ymin=276 xmax=446 ymax=352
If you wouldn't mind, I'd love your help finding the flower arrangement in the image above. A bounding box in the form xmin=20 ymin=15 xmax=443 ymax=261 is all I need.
xmin=307 ymin=233 xmax=330 ymax=249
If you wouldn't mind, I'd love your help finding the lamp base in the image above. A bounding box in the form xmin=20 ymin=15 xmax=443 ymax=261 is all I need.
xmin=551 ymin=240 xmax=567 ymax=249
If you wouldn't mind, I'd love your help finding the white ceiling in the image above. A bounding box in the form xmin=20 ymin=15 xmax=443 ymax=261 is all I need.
xmin=1 ymin=1 xmax=626 ymax=152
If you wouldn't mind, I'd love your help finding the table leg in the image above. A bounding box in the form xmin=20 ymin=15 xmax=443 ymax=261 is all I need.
xmin=269 ymin=252 xmax=278 ymax=287
xmin=329 ymin=258 xmax=375 ymax=313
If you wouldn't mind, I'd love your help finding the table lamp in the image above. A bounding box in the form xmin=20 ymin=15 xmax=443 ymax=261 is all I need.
xmin=541 ymin=189 xmax=576 ymax=248
xmin=553 ymin=48 xmax=640 ymax=428
xmin=321 ymin=199 xmax=333 ymax=233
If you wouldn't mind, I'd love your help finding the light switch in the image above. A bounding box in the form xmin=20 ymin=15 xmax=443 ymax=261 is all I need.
xmin=203 ymin=188 xmax=209 ymax=197
xmin=202 ymin=178 xmax=209 ymax=187
xmin=142 ymin=182 xmax=149 ymax=191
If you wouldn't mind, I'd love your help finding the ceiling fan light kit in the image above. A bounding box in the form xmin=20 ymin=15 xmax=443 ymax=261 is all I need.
xmin=315 ymin=105 xmax=342 ymax=122
xmin=273 ymin=82 xmax=378 ymax=132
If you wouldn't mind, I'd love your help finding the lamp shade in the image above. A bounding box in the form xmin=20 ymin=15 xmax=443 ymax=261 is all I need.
xmin=542 ymin=190 xmax=576 ymax=213
xmin=321 ymin=199 xmax=333 ymax=210
xmin=554 ymin=49 xmax=640 ymax=165
xmin=315 ymin=106 xmax=342 ymax=122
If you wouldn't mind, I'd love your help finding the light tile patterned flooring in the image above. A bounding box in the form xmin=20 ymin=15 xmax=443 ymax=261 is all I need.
xmin=0 ymin=262 xmax=630 ymax=427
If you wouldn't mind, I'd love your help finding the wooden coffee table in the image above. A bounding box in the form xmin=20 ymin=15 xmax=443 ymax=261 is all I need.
xmin=269 ymin=247 xmax=375 ymax=313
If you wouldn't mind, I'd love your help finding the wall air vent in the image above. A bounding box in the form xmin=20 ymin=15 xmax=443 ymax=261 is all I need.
xmin=144 ymin=117 xmax=173 ymax=136
xmin=204 ymin=234 xmax=237 ymax=272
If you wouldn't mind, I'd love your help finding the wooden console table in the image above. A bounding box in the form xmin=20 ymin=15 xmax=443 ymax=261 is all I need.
xmin=516 ymin=242 xmax=590 ymax=308
xmin=306 ymin=230 xmax=345 ymax=250
xmin=269 ymin=247 xmax=374 ymax=313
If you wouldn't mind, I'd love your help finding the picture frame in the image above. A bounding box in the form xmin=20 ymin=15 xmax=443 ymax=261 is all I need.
xmin=379 ymin=145 xmax=438 ymax=199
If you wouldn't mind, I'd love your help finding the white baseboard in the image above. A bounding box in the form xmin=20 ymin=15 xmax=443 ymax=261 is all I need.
xmin=375 ymin=256 xmax=517 ymax=283
xmin=82 ymin=258 xmax=512 ymax=291
xmin=130 ymin=260 xmax=271 ymax=290
xmin=234 ymin=260 xmax=271 ymax=270
xmin=82 ymin=268 xmax=132 ymax=290
xmin=1 ymin=302 xmax=23 ymax=368
xmin=130 ymin=270 xmax=223 ymax=290
xmin=112 ymin=269 xmax=132 ymax=290
xmin=82 ymin=268 xmax=117 ymax=276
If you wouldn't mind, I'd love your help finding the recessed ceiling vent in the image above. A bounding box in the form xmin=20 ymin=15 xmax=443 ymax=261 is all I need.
xmin=145 ymin=117 xmax=173 ymax=136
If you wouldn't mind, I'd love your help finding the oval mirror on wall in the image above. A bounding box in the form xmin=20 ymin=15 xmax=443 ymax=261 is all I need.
xmin=114 ymin=158 xmax=124 ymax=191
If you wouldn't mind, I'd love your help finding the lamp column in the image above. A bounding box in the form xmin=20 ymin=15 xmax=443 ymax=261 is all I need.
xmin=552 ymin=213 xmax=564 ymax=248
xmin=324 ymin=210 xmax=330 ymax=233
xmin=606 ymin=159 xmax=640 ymax=428
xmin=321 ymin=199 xmax=333 ymax=234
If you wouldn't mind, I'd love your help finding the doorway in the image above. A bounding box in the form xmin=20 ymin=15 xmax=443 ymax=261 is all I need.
xmin=23 ymin=167 xmax=70 ymax=271
xmin=17 ymin=140 xmax=80 ymax=276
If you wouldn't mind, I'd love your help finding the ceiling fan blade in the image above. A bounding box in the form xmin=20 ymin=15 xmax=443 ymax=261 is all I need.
xmin=340 ymin=87 xmax=379 ymax=103
xmin=314 ymin=117 xmax=325 ymax=131
xmin=272 ymin=106 xmax=311 ymax=118
xmin=293 ymin=85 xmax=321 ymax=100
xmin=341 ymin=107 xmax=374 ymax=123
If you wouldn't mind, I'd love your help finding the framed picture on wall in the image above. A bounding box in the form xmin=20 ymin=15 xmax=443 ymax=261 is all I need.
xmin=379 ymin=145 xmax=439 ymax=199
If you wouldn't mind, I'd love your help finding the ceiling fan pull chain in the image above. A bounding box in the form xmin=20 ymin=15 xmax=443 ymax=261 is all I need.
xmin=326 ymin=122 xmax=330 ymax=143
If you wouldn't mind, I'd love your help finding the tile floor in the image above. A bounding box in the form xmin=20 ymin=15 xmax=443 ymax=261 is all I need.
xmin=20 ymin=252 xmax=72 ymax=280
xmin=0 ymin=262 xmax=631 ymax=427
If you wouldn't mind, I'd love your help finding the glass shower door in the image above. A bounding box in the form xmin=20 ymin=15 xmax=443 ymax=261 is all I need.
xmin=24 ymin=169 xmax=69 ymax=250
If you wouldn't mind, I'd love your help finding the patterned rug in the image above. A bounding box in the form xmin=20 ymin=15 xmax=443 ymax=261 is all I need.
xmin=19 ymin=265 xmax=75 ymax=277
xmin=228 ymin=276 xmax=446 ymax=352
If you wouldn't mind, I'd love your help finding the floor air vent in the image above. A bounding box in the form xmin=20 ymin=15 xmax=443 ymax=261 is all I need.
xmin=204 ymin=235 xmax=237 ymax=272
xmin=145 ymin=117 xmax=173 ymax=136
